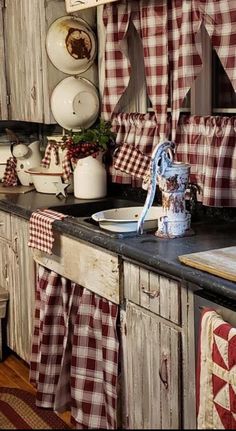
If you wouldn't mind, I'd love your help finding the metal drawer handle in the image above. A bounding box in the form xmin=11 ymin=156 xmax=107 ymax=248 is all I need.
xmin=141 ymin=286 xmax=160 ymax=298
xmin=0 ymin=222 xmax=4 ymax=226
xmin=159 ymin=357 xmax=168 ymax=389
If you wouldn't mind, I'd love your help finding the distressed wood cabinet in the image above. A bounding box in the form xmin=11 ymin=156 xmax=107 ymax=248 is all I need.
xmin=33 ymin=231 xmax=121 ymax=304
xmin=1 ymin=0 xmax=97 ymax=123
xmin=0 ymin=211 xmax=35 ymax=362
xmin=0 ymin=206 xmax=197 ymax=428
xmin=121 ymin=260 xmax=196 ymax=429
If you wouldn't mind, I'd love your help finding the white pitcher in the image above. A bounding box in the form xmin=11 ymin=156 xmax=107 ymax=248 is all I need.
xmin=12 ymin=141 xmax=42 ymax=186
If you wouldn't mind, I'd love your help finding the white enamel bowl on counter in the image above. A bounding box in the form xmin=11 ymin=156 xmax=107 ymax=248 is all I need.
xmin=46 ymin=15 xmax=97 ymax=75
xmin=50 ymin=76 xmax=100 ymax=131
xmin=92 ymin=206 xmax=163 ymax=233
xmin=25 ymin=167 xmax=63 ymax=194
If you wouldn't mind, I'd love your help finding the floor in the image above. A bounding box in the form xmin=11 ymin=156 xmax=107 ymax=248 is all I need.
xmin=0 ymin=352 xmax=72 ymax=428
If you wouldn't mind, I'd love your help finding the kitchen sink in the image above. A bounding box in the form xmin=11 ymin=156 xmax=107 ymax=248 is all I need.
xmin=49 ymin=197 xmax=143 ymax=218
xmin=48 ymin=197 xmax=153 ymax=238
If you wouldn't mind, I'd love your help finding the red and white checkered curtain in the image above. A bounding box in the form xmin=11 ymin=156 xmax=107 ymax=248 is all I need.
xmin=101 ymin=1 xmax=132 ymax=120
xmin=30 ymin=265 xmax=119 ymax=429
xmin=197 ymin=0 xmax=236 ymax=93
xmin=175 ymin=115 xmax=236 ymax=207
xmin=111 ymin=112 xmax=168 ymax=184
xmin=168 ymin=0 xmax=202 ymax=140
xmin=131 ymin=0 xmax=169 ymax=139
xmin=102 ymin=0 xmax=202 ymax=140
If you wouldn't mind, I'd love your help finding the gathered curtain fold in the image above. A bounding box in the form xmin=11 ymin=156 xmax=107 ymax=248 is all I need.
xmin=175 ymin=115 xmax=236 ymax=207
xmin=30 ymin=265 xmax=119 ymax=429
xmin=111 ymin=112 xmax=169 ymax=184
xmin=196 ymin=0 xmax=236 ymax=93
xmin=102 ymin=0 xmax=236 ymax=135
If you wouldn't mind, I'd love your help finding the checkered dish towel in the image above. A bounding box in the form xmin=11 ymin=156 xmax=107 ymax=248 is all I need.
xmin=2 ymin=156 xmax=18 ymax=186
xmin=28 ymin=209 xmax=67 ymax=254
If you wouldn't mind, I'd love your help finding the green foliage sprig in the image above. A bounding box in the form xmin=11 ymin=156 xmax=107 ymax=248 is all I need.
xmin=64 ymin=119 xmax=116 ymax=161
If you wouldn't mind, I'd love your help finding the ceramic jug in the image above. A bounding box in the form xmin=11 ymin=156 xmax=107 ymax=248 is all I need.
xmin=12 ymin=141 xmax=42 ymax=186
xmin=73 ymin=153 xmax=107 ymax=199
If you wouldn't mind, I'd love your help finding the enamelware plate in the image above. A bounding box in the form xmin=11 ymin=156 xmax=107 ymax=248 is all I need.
xmin=50 ymin=76 xmax=100 ymax=131
xmin=92 ymin=206 xmax=163 ymax=232
xmin=46 ymin=15 xmax=97 ymax=75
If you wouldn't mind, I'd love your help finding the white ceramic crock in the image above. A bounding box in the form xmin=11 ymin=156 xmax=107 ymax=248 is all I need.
xmin=73 ymin=154 xmax=107 ymax=199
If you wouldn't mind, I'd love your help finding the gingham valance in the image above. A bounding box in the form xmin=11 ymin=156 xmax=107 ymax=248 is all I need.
xmin=111 ymin=112 xmax=171 ymax=184
xmin=102 ymin=0 xmax=236 ymax=140
xmin=175 ymin=115 xmax=236 ymax=207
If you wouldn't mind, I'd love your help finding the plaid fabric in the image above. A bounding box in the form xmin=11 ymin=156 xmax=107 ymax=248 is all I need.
xmin=102 ymin=0 xmax=236 ymax=142
xmin=175 ymin=115 xmax=236 ymax=206
xmin=111 ymin=112 xmax=170 ymax=184
xmin=101 ymin=1 xmax=132 ymax=121
xmin=41 ymin=142 xmax=60 ymax=168
xmin=131 ymin=0 xmax=169 ymax=139
xmin=41 ymin=142 xmax=72 ymax=182
xmin=168 ymin=0 xmax=202 ymax=140
xmin=197 ymin=308 xmax=236 ymax=429
xmin=30 ymin=265 xmax=119 ymax=429
xmin=198 ymin=0 xmax=236 ymax=93
xmin=28 ymin=209 xmax=67 ymax=254
xmin=114 ymin=143 xmax=150 ymax=179
xmin=2 ymin=157 xmax=18 ymax=187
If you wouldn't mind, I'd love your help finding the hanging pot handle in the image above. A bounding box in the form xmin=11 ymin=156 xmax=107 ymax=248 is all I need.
xmin=5 ymin=128 xmax=19 ymax=156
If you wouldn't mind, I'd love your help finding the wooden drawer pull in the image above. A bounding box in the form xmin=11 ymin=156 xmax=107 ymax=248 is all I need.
xmin=141 ymin=286 xmax=160 ymax=298
xmin=159 ymin=357 xmax=168 ymax=389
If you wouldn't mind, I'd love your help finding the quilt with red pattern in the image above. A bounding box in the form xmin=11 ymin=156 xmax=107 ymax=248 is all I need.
xmin=197 ymin=309 xmax=236 ymax=429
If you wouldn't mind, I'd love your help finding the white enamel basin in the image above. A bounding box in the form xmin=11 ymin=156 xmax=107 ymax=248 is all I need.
xmin=92 ymin=206 xmax=163 ymax=233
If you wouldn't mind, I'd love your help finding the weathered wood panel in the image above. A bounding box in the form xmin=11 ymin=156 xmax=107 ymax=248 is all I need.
xmin=3 ymin=0 xmax=44 ymax=122
xmin=181 ymin=282 xmax=197 ymax=429
xmin=0 ymin=210 xmax=11 ymax=241
xmin=124 ymin=261 xmax=181 ymax=324
xmin=0 ymin=1 xmax=8 ymax=119
xmin=33 ymin=232 xmax=120 ymax=304
xmin=179 ymin=246 xmax=236 ymax=282
xmin=9 ymin=216 xmax=36 ymax=363
xmin=124 ymin=302 xmax=181 ymax=429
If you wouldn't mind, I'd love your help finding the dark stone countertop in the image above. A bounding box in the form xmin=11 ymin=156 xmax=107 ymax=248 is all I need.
xmin=0 ymin=191 xmax=236 ymax=302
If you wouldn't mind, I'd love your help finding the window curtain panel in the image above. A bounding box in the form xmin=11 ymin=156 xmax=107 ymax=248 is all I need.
xmin=101 ymin=0 xmax=236 ymax=126
xmin=102 ymin=0 xmax=202 ymax=140
xmin=101 ymin=1 xmax=132 ymax=121
xmin=196 ymin=0 xmax=236 ymax=93
xmin=30 ymin=265 xmax=119 ymax=430
xmin=175 ymin=116 xmax=236 ymax=207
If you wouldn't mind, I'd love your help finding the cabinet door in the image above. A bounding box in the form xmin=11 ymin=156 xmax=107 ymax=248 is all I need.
xmin=0 ymin=240 xmax=14 ymax=350
xmin=3 ymin=0 xmax=44 ymax=122
xmin=0 ymin=240 xmax=11 ymax=292
xmin=0 ymin=1 xmax=7 ymax=119
xmin=124 ymin=302 xmax=181 ymax=429
xmin=10 ymin=215 xmax=35 ymax=362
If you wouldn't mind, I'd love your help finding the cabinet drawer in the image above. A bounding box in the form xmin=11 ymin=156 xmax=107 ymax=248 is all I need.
xmin=123 ymin=261 xmax=181 ymax=325
xmin=0 ymin=210 xmax=11 ymax=241
xmin=33 ymin=232 xmax=120 ymax=304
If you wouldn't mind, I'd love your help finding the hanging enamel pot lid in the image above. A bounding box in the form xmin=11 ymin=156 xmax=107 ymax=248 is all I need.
xmin=46 ymin=15 xmax=97 ymax=75
xmin=50 ymin=76 xmax=100 ymax=131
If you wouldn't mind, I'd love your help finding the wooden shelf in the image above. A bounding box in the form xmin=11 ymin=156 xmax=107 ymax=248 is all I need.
xmin=65 ymin=0 xmax=119 ymax=12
